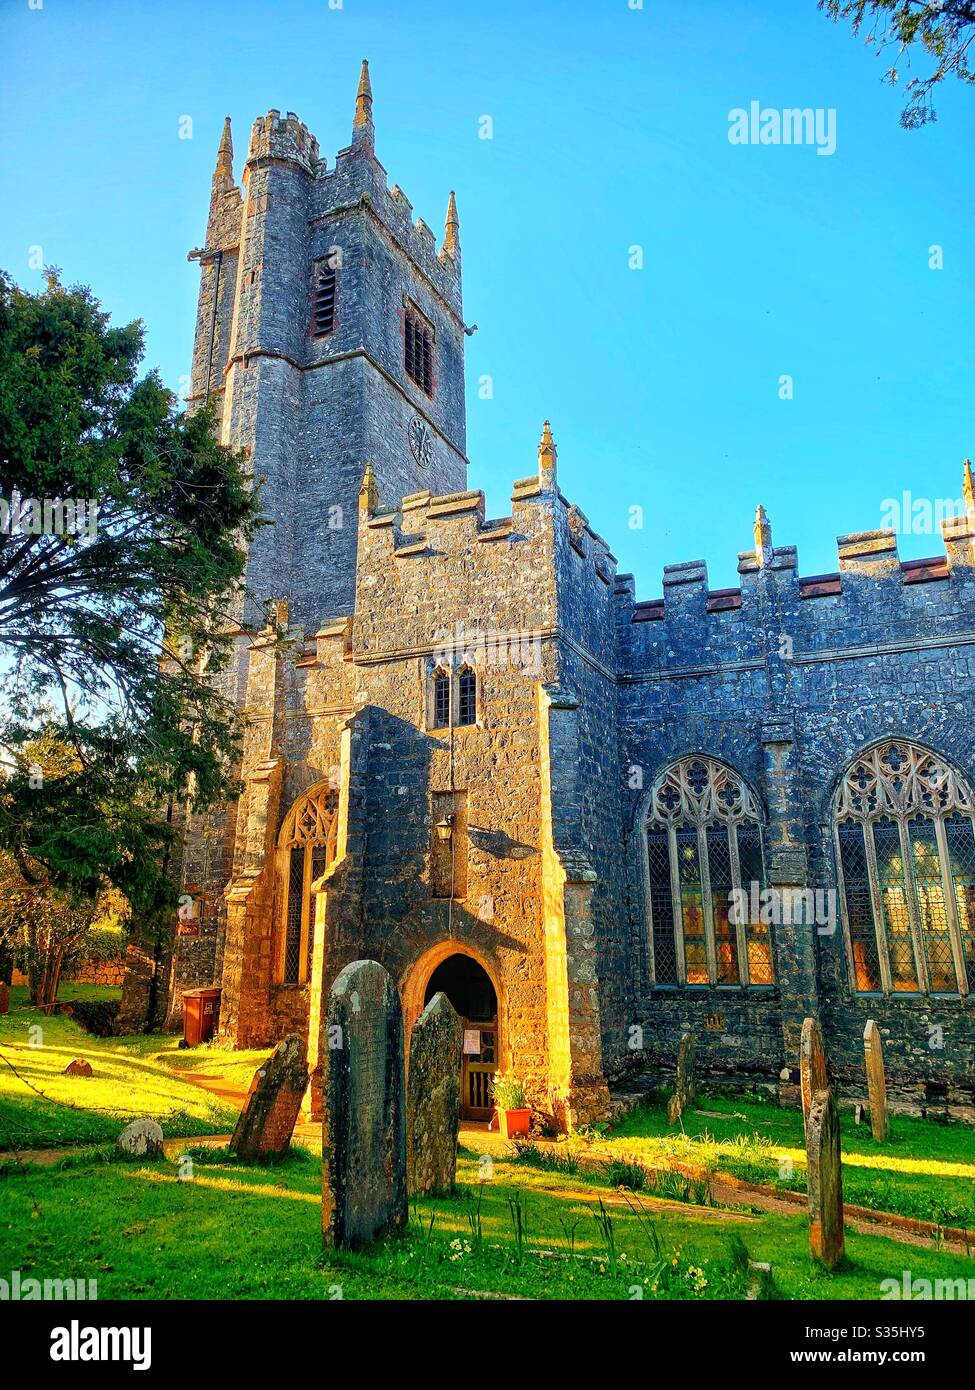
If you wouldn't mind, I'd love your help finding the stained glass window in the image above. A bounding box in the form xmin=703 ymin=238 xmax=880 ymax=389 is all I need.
xmin=645 ymin=757 xmax=771 ymax=988
xmin=278 ymin=786 xmax=338 ymax=985
xmin=834 ymin=741 xmax=975 ymax=997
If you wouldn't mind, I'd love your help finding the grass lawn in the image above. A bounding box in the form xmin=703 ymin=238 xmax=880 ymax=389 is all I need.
xmin=1 ymin=1141 xmax=971 ymax=1300
xmin=594 ymin=1090 xmax=975 ymax=1233
xmin=1 ymin=1002 xmax=971 ymax=1299
xmin=56 ymin=983 xmax=123 ymax=1004
xmin=0 ymin=990 xmax=265 ymax=1151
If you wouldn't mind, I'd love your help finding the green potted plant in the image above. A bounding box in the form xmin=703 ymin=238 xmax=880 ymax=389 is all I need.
xmin=492 ymin=1072 xmax=531 ymax=1139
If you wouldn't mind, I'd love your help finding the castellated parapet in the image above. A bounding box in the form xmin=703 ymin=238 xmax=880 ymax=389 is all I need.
xmin=616 ymin=500 xmax=975 ymax=678
xmin=245 ymin=109 xmax=321 ymax=176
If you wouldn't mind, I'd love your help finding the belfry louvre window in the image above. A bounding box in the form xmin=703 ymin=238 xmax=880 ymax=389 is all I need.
xmin=312 ymin=258 xmax=337 ymax=336
xmin=278 ymin=786 xmax=339 ymax=985
xmin=645 ymin=757 xmax=773 ymax=988
xmin=405 ymin=308 xmax=434 ymax=394
xmin=835 ymin=741 xmax=975 ymax=996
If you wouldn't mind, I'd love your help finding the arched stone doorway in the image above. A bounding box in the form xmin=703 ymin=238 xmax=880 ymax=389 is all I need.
xmin=403 ymin=945 xmax=500 ymax=1122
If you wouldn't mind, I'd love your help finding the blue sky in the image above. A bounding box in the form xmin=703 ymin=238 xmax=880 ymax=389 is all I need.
xmin=2 ymin=0 xmax=972 ymax=593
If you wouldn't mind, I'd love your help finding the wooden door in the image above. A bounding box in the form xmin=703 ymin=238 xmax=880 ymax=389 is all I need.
xmin=460 ymin=1016 xmax=498 ymax=1120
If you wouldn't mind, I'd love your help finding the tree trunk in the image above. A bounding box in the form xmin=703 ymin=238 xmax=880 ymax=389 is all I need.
xmin=145 ymin=799 xmax=175 ymax=1032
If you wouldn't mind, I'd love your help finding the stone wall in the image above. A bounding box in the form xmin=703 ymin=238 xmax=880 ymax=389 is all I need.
xmin=616 ymin=504 xmax=975 ymax=1102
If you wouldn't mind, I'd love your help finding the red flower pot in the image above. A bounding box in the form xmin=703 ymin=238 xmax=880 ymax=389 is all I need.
xmin=497 ymin=1106 xmax=531 ymax=1139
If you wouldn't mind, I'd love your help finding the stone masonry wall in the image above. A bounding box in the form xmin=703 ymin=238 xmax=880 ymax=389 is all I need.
xmin=616 ymin=506 xmax=975 ymax=1103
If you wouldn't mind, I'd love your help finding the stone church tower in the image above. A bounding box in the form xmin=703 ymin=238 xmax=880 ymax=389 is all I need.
xmin=189 ymin=61 xmax=467 ymax=629
xmin=167 ymin=65 xmax=975 ymax=1129
xmin=172 ymin=66 xmax=614 ymax=1127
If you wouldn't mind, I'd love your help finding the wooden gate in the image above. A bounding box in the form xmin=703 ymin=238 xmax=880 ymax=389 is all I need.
xmin=461 ymin=1017 xmax=497 ymax=1120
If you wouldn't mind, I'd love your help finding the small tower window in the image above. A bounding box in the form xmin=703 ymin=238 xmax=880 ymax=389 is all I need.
xmin=312 ymin=258 xmax=337 ymax=336
xmin=457 ymin=667 xmax=477 ymax=726
xmin=405 ymin=308 xmax=434 ymax=395
xmin=433 ymin=670 xmax=451 ymax=729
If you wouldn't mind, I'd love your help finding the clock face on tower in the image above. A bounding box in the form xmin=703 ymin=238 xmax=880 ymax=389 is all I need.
xmin=408 ymin=415 xmax=434 ymax=470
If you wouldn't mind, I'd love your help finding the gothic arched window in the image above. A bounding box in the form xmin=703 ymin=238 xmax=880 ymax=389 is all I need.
xmin=428 ymin=665 xmax=477 ymax=730
xmin=457 ymin=666 xmax=477 ymax=726
xmin=645 ymin=756 xmax=773 ymax=988
xmin=277 ymin=785 xmax=339 ymax=986
xmin=432 ymin=669 xmax=451 ymax=729
xmin=835 ymin=741 xmax=975 ymax=996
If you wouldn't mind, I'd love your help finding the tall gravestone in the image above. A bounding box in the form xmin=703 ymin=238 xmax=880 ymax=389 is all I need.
xmin=863 ymin=1019 xmax=889 ymax=1142
xmin=230 ymin=1033 xmax=309 ymax=1158
xmin=667 ymin=1032 xmax=696 ymax=1124
xmin=799 ymin=1016 xmax=829 ymax=1134
xmin=806 ymin=1087 xmax=845 ymax=1269
xmin=407 ymin=992 xmax=463 ymax=1195
xmin=0 ymin=980 xmax=9 ymax=1016
xmin=322 ymin=959 xmax=407 ymax=1248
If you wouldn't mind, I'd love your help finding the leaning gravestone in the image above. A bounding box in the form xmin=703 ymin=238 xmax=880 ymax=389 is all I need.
xmin=863 ymin=1019 xmax=889 ymax=1142
xmin=667 ymin=1032 xmax=696 ymax=1124
xmin=806 ymin=1087 xmax=844 ymax=1269
xmin=407 ymin=992 xmax=463 ymax=1195
xmin=322 ymin=959 xmax=407 ymax=1248
xmin=117 ymin=1118 xmax=164 ymax=1158
xmin=230 ymin=1033 xmax=309 ymax=1158
xmin=799 ymin=1016 xmax=829 ymax=1134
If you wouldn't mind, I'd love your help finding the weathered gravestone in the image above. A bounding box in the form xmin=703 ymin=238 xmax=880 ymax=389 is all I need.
xmin=407 ymin=992 xmax=463 ymax=1195
xmin=230 ymin=1033 xmax=309 ymax=1158
xmin=806 ymin=1087 xmax=844 ymax=1269
xmin=322 ymin=959 xmax=407 ymax=1248
xmin=863 ymin=1019 xmax=889 ymax=1142
xmin=117 ymin=1118 xmax=164 ymax=1158
xmin=0 ymin=981 xmax=9 ymax=1015
xmin=667 ymin=1032 xmax=696 ymax=1124
xmin=799 ymin=1016 xmax=829 ymax=1134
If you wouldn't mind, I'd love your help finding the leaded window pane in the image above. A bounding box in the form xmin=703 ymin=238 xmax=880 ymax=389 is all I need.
xmin=306 ymin=842 xmax=328 ymax=978
xmin=838 ymin=822 xmax=881 ymax=991
xmin=908 ymin=818 xmax=955 ymax=991
xmin=647 ymin=829 xmax=677 ymax=985
xmin=873 ymin=818 xmax=919 ymax=991
xmin=458 ymin=668 xmax=476 ymax=726
xmin=737 ymin=825 xmax=774 ymax=984
xmin=707 ymin=827 xmax=738 ymax=984
xmin=433 ymin=672 xmax=450 ymax=728
xmin=283 ymin=847 xmax=304 ymax=985
xmin=946 ymin=813 xmax=975 ymax=991
xmin=676 ymin=829 xmax=707 ymax=985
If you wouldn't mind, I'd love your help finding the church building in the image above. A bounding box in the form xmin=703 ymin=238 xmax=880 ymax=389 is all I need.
xmin=168 ymin=64 xmax=975 ymax=1127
